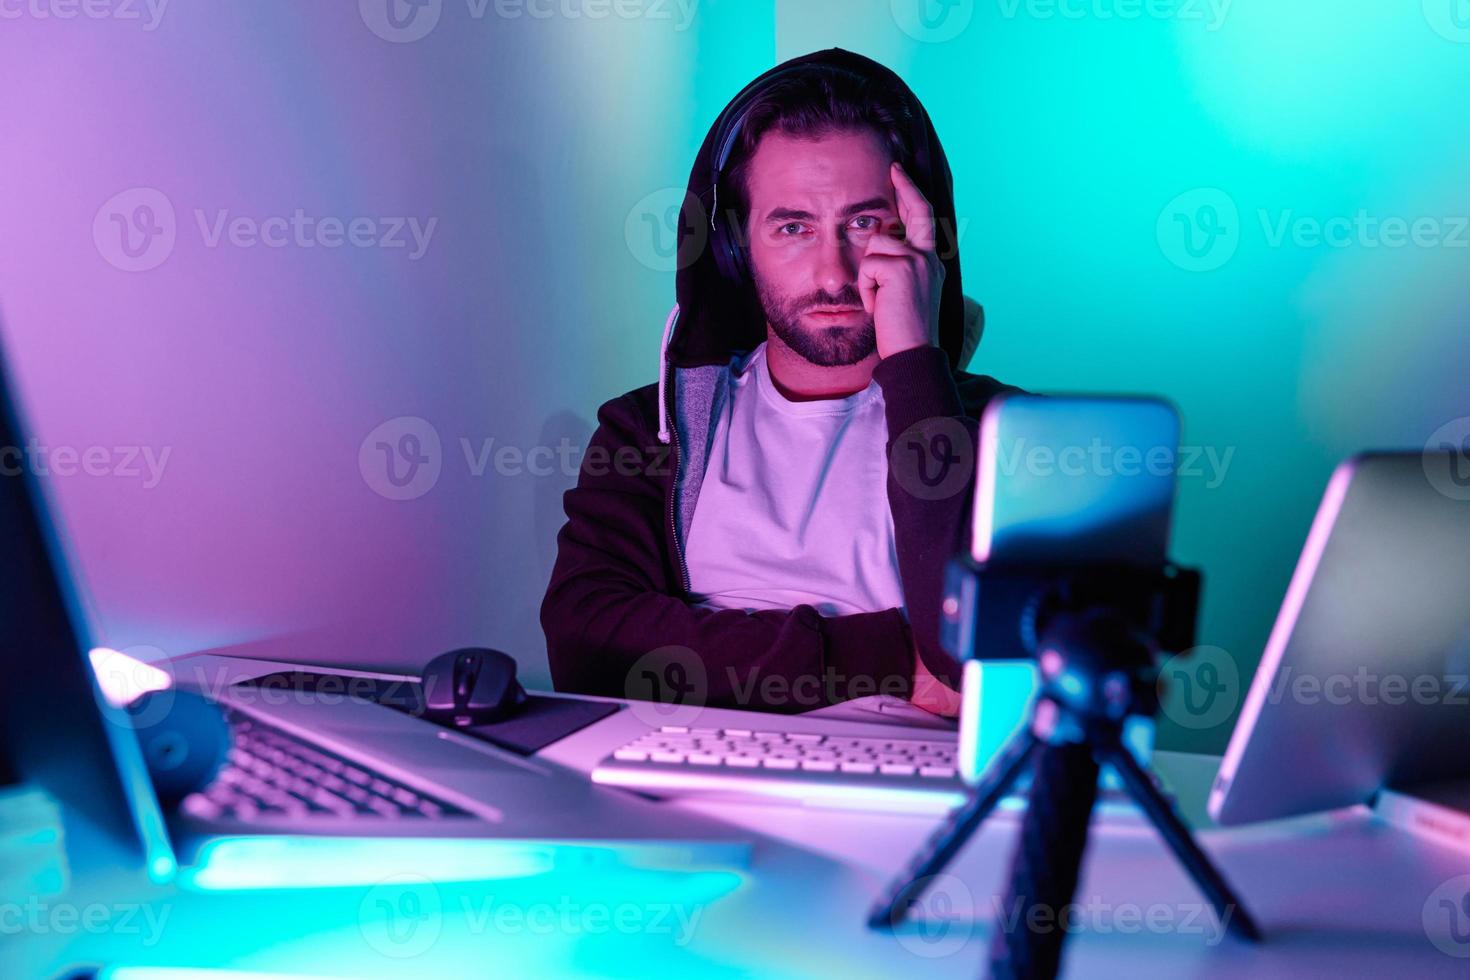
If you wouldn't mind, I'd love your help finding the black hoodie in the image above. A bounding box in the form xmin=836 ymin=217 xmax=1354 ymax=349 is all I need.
xmin=541 ymin=48 xmax=1019 ymax=713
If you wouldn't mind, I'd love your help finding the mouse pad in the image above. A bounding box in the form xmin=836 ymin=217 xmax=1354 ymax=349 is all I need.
xmin=232 ymin=671 xmax=621 ymax=756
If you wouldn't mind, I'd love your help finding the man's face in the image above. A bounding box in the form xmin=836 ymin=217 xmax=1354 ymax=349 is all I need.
xmin=743 ymin=127 xmax=898 ymax=367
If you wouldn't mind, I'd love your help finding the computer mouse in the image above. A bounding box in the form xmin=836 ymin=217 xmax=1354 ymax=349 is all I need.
xmin=421 ymin=647 xmax=528 ymax=727
xmin=126 ymin=689 xmax=232 ymax=805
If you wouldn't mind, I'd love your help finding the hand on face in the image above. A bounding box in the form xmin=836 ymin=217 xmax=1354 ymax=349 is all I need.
xmin=858 ymin=161 xmax=944 ymax=360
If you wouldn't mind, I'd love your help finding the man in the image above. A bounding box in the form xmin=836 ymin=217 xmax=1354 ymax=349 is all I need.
xmin=541 ymin=49 xmax=1019 ymax=717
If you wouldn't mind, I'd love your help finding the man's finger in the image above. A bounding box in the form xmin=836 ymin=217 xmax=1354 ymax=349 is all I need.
xmin=862 ymin=224 xmax=920 ymax=257
xmin=891 ymin=160 xmax=936 ymax=252
xmin=857 ymin=260 xmax=880 ymax=317
xmin=858 ymin=251 xmax=912 ymax=306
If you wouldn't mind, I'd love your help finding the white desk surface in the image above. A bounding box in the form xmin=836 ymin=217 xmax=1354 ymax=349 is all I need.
xmin=4 ymin=658 xmax=1468 ymax=979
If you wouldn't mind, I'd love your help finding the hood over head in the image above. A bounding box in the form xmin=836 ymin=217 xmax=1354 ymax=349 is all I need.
xmin=667 ymin=48 xmax=969 ymax=373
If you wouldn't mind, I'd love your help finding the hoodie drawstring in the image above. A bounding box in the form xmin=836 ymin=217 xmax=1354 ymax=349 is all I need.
xmin=656 ymin=303 xmax=679 ymax=445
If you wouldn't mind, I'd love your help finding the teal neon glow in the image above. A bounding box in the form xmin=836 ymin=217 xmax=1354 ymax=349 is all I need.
xmin=181 ymin=837 xmax=558 ymax=890
xmin=958 ymin=660 xmax=1154 ymax=786
xmin=103 ymin=970 xmax=322 ymax=979
xmin=95 ymin=685 xmax=179 ymax=885
xmin=180 ymin=837 xmax=749 ymax=891
xmin=0 ymin=787 xmax=68 ymax=898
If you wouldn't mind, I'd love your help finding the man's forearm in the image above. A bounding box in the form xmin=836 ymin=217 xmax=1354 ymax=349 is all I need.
xmin=542 ymin=570 xmax=914 ymax=713
xmin=872 ymin=344 xmax=978 ymax=691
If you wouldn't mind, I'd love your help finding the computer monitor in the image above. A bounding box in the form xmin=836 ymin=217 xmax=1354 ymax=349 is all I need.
xmin=1210 ymin=451 xmax=1470 ymax=826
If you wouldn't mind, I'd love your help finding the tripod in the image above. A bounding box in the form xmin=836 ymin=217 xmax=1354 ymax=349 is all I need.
xmin=869 ymin=573 xmax=1261 ymax=979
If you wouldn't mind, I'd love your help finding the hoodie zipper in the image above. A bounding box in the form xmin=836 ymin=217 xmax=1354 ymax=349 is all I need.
xmin=664 ymin=361 xmax=691 ymax=594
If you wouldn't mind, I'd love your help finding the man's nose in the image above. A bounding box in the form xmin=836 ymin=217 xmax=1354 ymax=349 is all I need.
xmin=813 ymin=232 xmax=860 ymax=295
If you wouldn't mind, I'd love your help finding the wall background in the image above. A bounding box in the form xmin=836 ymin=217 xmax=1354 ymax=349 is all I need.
xmin=2 ymin=0 xmax=1467 ymax=751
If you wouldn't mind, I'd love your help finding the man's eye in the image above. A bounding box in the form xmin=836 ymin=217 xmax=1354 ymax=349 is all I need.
xmin=850 ymin=215 xmax=881 ymax=232
xmin=777 ymin=222 xmax=808 ymax=237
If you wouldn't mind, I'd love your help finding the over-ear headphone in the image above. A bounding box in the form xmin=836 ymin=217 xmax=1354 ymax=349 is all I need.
xmin=705 ymin=61 xmax=935 ymax=290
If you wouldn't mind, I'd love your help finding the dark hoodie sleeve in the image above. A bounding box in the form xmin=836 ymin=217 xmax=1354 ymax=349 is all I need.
xmin=872 ymin=345 xmax=1022 ymax=691
xmin=540 ymin=389 xmax=916 ymax=714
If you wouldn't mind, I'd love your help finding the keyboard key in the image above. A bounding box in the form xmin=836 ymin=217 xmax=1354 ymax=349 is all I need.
xmin=204 ymin=709 xmax=468 ymax=822
xmin=181 ymin=794 xmax=222 ymax=820
xmin=311 ymin=788 xmax=357 ymax=817
xmin=366 ymin=797 xmax=401 ymax=819
xmin=848 ymin=738 xmax=892 ymax=750
xmin=230 ymin=800 xmax=262 ymax=821
xmin=595 ymin=725 xmax=965 ymax=811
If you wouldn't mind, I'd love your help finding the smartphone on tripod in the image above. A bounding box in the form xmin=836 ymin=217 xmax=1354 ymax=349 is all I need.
xmin=972 ymin=393 xmax=1180 ymax=568
xmin=957 ymin=394 xmax=1182 ymax=780
xmin=874 ymin=395 xmax=1259 ymax=968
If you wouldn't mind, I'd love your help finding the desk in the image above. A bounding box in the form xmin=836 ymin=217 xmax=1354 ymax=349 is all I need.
xmin=3 ymin=680 xmax=1467 ymax=979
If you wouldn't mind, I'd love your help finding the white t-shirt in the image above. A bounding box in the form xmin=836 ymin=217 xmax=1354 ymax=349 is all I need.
xmin=684 ymin=343 xmax=906 ymax=617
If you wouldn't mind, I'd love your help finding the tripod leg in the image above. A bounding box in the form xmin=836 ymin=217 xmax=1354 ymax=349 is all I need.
xmin=866 ymin=732 xmax=1038 ymax=930
xmin=988 ymin=740 xmax=1100 ymax=980
xmin=1099 ymin=743 xmax=1262 ymax=942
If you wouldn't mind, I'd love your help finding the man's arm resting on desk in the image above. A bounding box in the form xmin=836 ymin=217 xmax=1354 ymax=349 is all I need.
xmin=540 ymin=389 xmax=915 ymax=714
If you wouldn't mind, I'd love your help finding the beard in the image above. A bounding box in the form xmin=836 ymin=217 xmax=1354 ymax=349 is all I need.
xmin=752 ymin=268 xmax=877 ymax=368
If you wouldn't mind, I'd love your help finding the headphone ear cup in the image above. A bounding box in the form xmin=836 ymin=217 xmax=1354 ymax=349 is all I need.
xmin=727 ymin=224 xmax=750 ymax=286
xmin=709 ymin=198 xmax=749 ymax=288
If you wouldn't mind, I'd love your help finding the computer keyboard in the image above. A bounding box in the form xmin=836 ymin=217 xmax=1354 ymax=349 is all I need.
xmin=180 ymin=709 xmax=470 ymax=823
xmin=591 ymin=725 xmax=970 ymax=813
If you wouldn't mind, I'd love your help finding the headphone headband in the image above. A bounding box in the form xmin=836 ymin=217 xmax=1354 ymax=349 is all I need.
xmin=705 ymin=62 xmax=933 ymax=289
